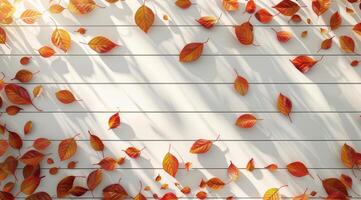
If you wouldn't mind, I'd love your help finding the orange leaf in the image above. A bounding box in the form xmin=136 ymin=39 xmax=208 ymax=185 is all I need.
xmin=68 ymin=0 xmax=97 ymax=15
xmin=227 ymin=161 xmax=240 ymax=181
xmin=67 ymin=161 xmax=78 ymax=169
xmin=189 ymin=136 xmax=218 ymax=154
xmin=96 ymin=156 xmax=118 ymax=171
xmin=330 ymin=11 xmax=342 ymax=30
xmin=290 ymin=55 xmax=320 ymax=73
xmin=8 ymin=131 xmax=22 ymax=150
xmin=175 ymin=0 xmax=192 ymax=9
xmin=87 ymin=169 xmax=103 ymax=191
xmin=339 ymin=174 xmax=353 ymax=189
xmin=5 ymin=84 xmax=41 ymax=110
xmin=125 ymin=146 xmax=144 ymax=158
xmin=55 ymin=90 xmax=78 ymax=104
xmin=222 ymin=0 xmax=239 ymax=11
xmin=103 ymin=183 xmax=128 ymax=200
xmin=235 ymin=21 xmax=254 ymax=45
xmin=196 ymin=191 xmax=207 ymax=199
xmin=255 ymin=8 xmax=273 ymax=24
xmin=320 ymin=177 xmax=348 ymax=196
xmin=108 ymin=112 xmax=121 ymax=129
xmin=162 ymin=150 xmax=179 ymax=177
xmin=318 ymin=36 xmax=334 ymax=52
xmin=33 ymin=85 xmax=43 ymax=98
xmin=341 ymin=143 xmax=357 ymax=168
xmin=134 ymin=4 xmax=154 ymax=33
xmin=57 ymin=176 xmax=76 ymax=198
xmin=69 ymin=186 xmax=88 ymax=196
xmin=49 ymin=4 xmax=65 ymax=14
xmin=245 ymin=0 xmax=256 ymax=14
xmin=0 ymin=27 xmax=8 ymax=48
xmin=26 ymin=192 xmax=52 ymax=200
xmin=20 ymin=9 xmax=41 ymax=24
xmin=287 ymin=161 xmax=313 ymax=178
xmin=246 ymin=158 xmax=255 ymax=171
xmin=339 ymin=35 xmax=356 ymax=53
xmin=179 ymin=40 xmax=207 ymax=62
xmin=23 ymin=120 xmax=33 ymax=135
xmin=235 ymin=114 xmax=258 ymax=128
xmin=160 ymin=192 xmax=178 ymax=200
xmin=234 ymin=74 xmax=249 ymax=96
xmin=33 ymin=138 xmax=51 ymax=151
xmin=277 ymin=93 xmax=292 ymax=122
xmin=0 ymin=140 xmax=9 ymax=156
xmin=353 ymin=23 xmax=361 ymax=36
xmin=51 ymin=28 xmax=71 ymax=52
xmin=21 ymin=175 xmax=44 ymax=195
xmin=273 ymin=0 xmax=300 ymax=16
xmin=6 ymin=105 xmax=23 ymax=116
xmin=312 ymin=0 xmax=331 ymax=16
xmin=271 ymin=28 xmax=292 ymax=43
xmin=58 ymin=134 xmax=78 ymax=161
xmin=87 ymin=36 xmax=119 ymax=53
xmin=20 ymin=150 xmax=45 ymax=166
xmin=206 ymin=177 xmax=225 ymax=191
xmin=38 ymin=46 xmax=55 ymax=58
xmin=196 ymin=16 xmax=219 ymax=29
xmin=12 ymin=69 xmax=38 ymax=83
xmin=265 ymin=164 xmax=278 ymax=172
xmin=88 ymin=130 xmax=104 ymax=153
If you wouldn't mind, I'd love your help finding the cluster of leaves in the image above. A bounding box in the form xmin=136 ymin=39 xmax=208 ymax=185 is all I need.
xmin=0 ymin=0 xmax=360 ymax=199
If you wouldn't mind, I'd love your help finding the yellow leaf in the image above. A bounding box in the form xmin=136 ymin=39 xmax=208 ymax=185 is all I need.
xmin=134 ymin=4 xmax=154 ymax=33
xmin=51 ymin=28 xmax=71 ymax=52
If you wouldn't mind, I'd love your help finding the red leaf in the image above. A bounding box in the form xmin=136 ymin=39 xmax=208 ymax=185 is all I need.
xmin=235 ymin=114 xmax=258 ymax=128
xmin=227 ymin=161 xmax=240 ymax=181
xmin=245 ymin=0 xmax=256 ymax=14
xmin=255 ymin=8 xmax=273 ymax=24
xmin=179 ymin=40 xmax=208 ymax=62
xmin=20 ymin=150 xmax=45 ymax=166
xmin=330 ymin=11 xmax=342 ymax=30
xmin=124 ymin=146 xmax=144 ymax=158
xmin=277 ymin=93 xmax=292 ymax=122
xmin=87 ymin=169 xmax=103 ymax=191
xmin=96 ymin=156 xmax=118 ymax=171
xmin=273 ymin=0 xmax=300 ymax=16
xmin=235 ymin=21 xmax=254 ymax=45
xmin=5 ymin=84 xmax=41 ymax=110
xmin=57 ymin=176 xmax=76 ymax=198
xmin=290 ymin=55 xmax=321 ymax=73
xmin=108 ymin=112 xmax=121 ymax=129
xmin=287 ymin=161 xmax=313 ymax=178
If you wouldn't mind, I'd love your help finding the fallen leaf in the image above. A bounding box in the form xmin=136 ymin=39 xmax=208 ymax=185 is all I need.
xmin=255 ymin=8 xmax=273 ymax=24
xmin=103 ymin=182 xmax=128 ymax=200
xmin=87 ymin=36 xmax=119 ymax=53
xmin=20 ymin=150 xmax=45 ymax=166
xmin=33 ymin=138 xmax=51 ymax=150
xmin=96 ymin=156 xmax=118 ymax=171
xmin=312 ymin=0 xmax=331 ymax=16
xmin=32 ymin=85 xmax=43 ymax=98
xmin=58 ymin=134 xmax=79 ymax=161
xmin=227 ymin=161 xmax=240 ymax=181
xmin=287 ymin=161 xmax=313 ymax=178
xmin=20 ymin=9 xmax=41 ymax=24
xmin=273 ymin=0 xmax=300 ymax=16
xmin=245 ymin=0 xmax=256 ymax=13
xmin=124 ymin=146 xmax=144 ymax=158
xmin=318 ymin=36 xmax=334 ymax=52
xmin=263 ymin=185 xmax=287 ymax=200
xmin=8 ymin=131 xmax=22 ymax=150
xmin=235 ymin=114 xmax=258 ymax=128
xmin=339 ymin=35 xmax=356 ymax=53
xmin=277 ymin=93 xmax=292 ymax=122
xmin=290 ymin=55 xmax=321 ymax=73
xmin=51 ymin=28 xmax=71 ymax=52
xmin=49 ymin=4 xmax=65 ymax=14
xmin=23 ymin=120 xmax=32 ymax=135
xmin=57 ymin=176 xmax=76 ymax=197
xmin=108 ymin=112 xmax=121 ymax=129
xmin=196 ymin=15 xmax=220 ymax=29
xmin=175 ymin=0 xmax=192 ymax=9
xmin=196 ymin=191 xmax=207 ymax=199
xmin=265 ymin=164 xmax=278 ymax=172
xmin=69 ymin=186 xmax=88 ymax=196
xmin=87 ymin=169 xmax=103 ymax=191
xmin=55 ymin=90 xmax=78 ymax=104
xmin=25 ymin=192 xmax=52 ymax=200
xmin=330 ymin=11 xmax=342 ymax=30
xmin=162 ymin=146 xmax=179 ymax=177
xmin=38 ymin=46 xmax=55 ymax=58
xmin=88 ymin=130 xmax=104 ymax=155
xmin=246 ymin=158 xmax=255 ymax=171
xmin=6 ymin=105 xmax=23 ymax=115
xmin=353 ymin=23 xmax=361 ymax=36
xmin=223 ymin=0 xmax=239 ymax=11
xmin=235 ymin=21 xmax=254 ymax=45
xmin=189 ymin=135 xmax=219 ymax=154
xmin=207 ymin=177 xmax=225 ymax=191
xmin=21 ymin=175 xmax=44 ymax=195
xmin=5 ymin=84 xmax=41 ymax=110
xmin=134 ymin=4 xmax=154 ymax=33
xmin=271 ymin=28 xmax=292 ymax=43
xmin=68 ymin=0 xmax=98 ymax=15
xmin=179 ymin=39 xmax=208 ymax=62
xmin=234 ymin=73 xmax=249 ymax=96
xmin=20 ymin=57 xmax=31 ymax=65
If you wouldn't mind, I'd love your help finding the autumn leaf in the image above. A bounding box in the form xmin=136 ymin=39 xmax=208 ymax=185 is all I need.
xmin=2 ymin=156 xmax=18 ymax=180
xmin=353 ymin=23 xmax=361 ymax=36
xmin=273 ymin=0 xmax=300 ymax=16
xmin=312 ymin=0 xmax=331 ymax=16
xmin=103 ymin=182 xmax=128 ymax=200
xmin=330 ymin=11 xmax=342 ymax=30
xmin=196 ymin=15 xmax=220 ymax=29
xmin=290 ymin=55 xmax=322 ymax=73
xmin=22 ymin=164 xmax=40 ymax=179
xmin=293 ymin=189 xmax=309 ymax=200
xmin=287 ymin=161 xmax=313 ymax=178
xmin=20 ymin=9 xmax=41 ymax=24
xmin=179 ymin=39 xmax=208 ymax=62
xmin=58 ymin=134 xmax=79 ymax=161
xmin=235 ymin=114 xmax=258 ymax=128
xmin=235 ymin=21 xmax=254 ymax=45
xmin=196 ymin=191 xmax=207 ymax=199
xmin=55 ymin=90 xmax=78 ymax=104
xmin=68 ymin=0 xmax=98 ymax=15
xmin=227 ymin=161 xmax=240 ymax=181
xmin=255 ymin=9 xmax=273 ymax=24
xmin=318 ymin=36 xmax=334 ymax=52
xmin=87 ymin=169 xmax=103 ymax=191
xmin=49 ymin=4 xmax=65 ymax=14
xmin=0 ymin=191 xmax=14 ymax=200
xmin=134 ymin=4 xmax=154 ymax=33
xmin=25 ymin=192 xmax=52 ymax=200
xmin=20 ymin=150 xmax=45 ymax=166
xmin=11 ymin=69 xmax=39 ymax=83
xmin=38 ymin=46 xmax=55 ymax=58
xmin=277 ymin=93 xmax=292 ymax=122
xmin=341 ymin=143 xmax=357 ymax=168
xmin=57 ymin=176 xmax=76 ymax=197
xmin=339 ymin=174 xmax=353 ymax=189
xmin=33 ymin=85 xmax=43 ymax=98
xmin=189 ymin=135 xmax=219 ymax=154
xmin=51 ymin=28 xmax=71 ymax=52
xmin=271 ymin=28 xmax=292 ymax=43
xmin=222 ymin=0 xmax=239 ymax=11
xmin=263 ymin=185 xmax=288 ymax=200
xmin=124 ymin=146 xmax=145 ymax=158
xmin=0 ymin=140 xmax=9 ymax=157
xmin=0 ymin=27 xmax=9 ymax=48
xmin=0 ymin=0 xmax=15 ymax=22
xmin=88 ymin=130 xmax=104 ymax=155
xmin=175 ymin=0 xmax=192 ymax=9
xmin=350 ymin=60 xmax=359 ymax=67
xmin=108 ymin=112 xmax=121 ymax=129
xmin=245 ymin=0 xmax=256 ymax=14
xmin=319 ymin=176 xmax=348 ymax=197
xmin=234 ymin=73 xmax=249 ymax=96
xmin=3 ymin=182 xmax=15 ymax=193
xmin=290 ymin=14 xmax=302 ymax=23
xmin=96 ymin=156 xmax=118 ymax=171
xmin=86 ymin=36 xmax=119 ymax=53
xmin=265 ymin=164 xmax=278 ymax=172
xmin=5 ymin=84 xmax=41 ymax=110
xmin=6 ymin=105 xmax=23 ymax=115
xmin=207 ymin=177 xmax=225 ymax=191
xmin=339 ymin=35 xmax=357 ymax=53
xmin=246 ymin=158 xmax=255 ymax=171
xmin=33 ymin=138 xmax=51 ymax=150
xmin=8 ymin=131 xmax=22 ymax=150
xmin=162 ymin=146 xmax=179 ymax=177
xmin=69 ymin=186 xmax=88 ymax=196
xmin=21 ymin=175 xmax=44 ymax=195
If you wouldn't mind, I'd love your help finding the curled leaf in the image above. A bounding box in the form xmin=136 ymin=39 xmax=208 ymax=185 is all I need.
xmin=290 ymin=55 xmax=321 ymax=73
xmin=246 ymin=158 xmax=255 ymax=171
xmin=196 ymin=16 xmax=219 ymax=29
xmin=96 ymin=156 xmax=117 ymax=171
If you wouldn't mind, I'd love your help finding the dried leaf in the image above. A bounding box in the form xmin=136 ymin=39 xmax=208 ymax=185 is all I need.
xmin=124 ymin=146 xmax=144 ymax=158
xmin=312 ymin=0 xmax=331 ymax=16
xmin=103 ymin=183 xmax=128 ymax=200
xmin=287 ymin=161 xmax=313 ymax=178
xmin=21 ymin=175 xmax=44 ymax=195
xmin=277 ymin=93 xmax=292 ymax=122
xmin=87 ymin=169 xmax=103 ymax=191
xmin=330 ymin=11 xmax=342 ymax=30
xmin=49 ymin=167 xmax=59 ymax=175
xmin=339 ymin=174 xmax=352 ymax=189
xmin=290 ymin=55 xmax=321 ymax=73
xmin=55 ymin=90 xmax=78 ymax=104
xmin=49 ymin=4 xmax=65 ymax=14
xmin=341 ymin=143 xmax=357 ymax=168
xmin=339 ymin=35 xmax=356 ymax=53
xmin=51 ymin=28 xmax=71 ymax=52
xmin=273 ymin=0 xmax=300 ymax=16
xmin=175 ymin=0 xmax=192 ymax=9
xmin=2 ymin=182 xmax=15 ymax=193
xmin=96 ymin=156 xmax=118 ymax=171
xmin=222 ymin=0 xmax=239 ymax=11
xmin=33 ymin=138 xmax=51 ymax=150
xmin=246 ymin=158 xmax=255 ymax=171
xmin=234 ymin=74 xmax=249 ymax=96
xmin=265 ymin=164 xmax=278 ymax=172
xmin=350 ymin=60 xmax=359 ymax=67
xmin=196 ymin=16 xmax=219 ymax=29
xmin=67 ymin=161 xmax=77 ymax=169
xmin=87 ymin=36 xmax=119 ymax=53
xmin=318 ymin=36 xmax=334 ymax=52
xmin=271 ymin=28 xmax=292 ymax=43
xmin=20 ymin=150 xmax=45 ymax=166
xmin=22 ymin=164 xmax=40 ymax=179
xmin=0 ymin=191 xmax=14 ymax=200
xmin=8 ymin=131 xmax=22 ymax=150
xmin=0 ymin=27 xmax=8 ymax=48
xmin=235 ymin=114 xmax=258 ymax=128
xmin=12 ymin=69 xmax=38 ymax=83
xmin=320 ymin=177 xmax=348 ymax=196
xmin=23 ymin=120 xmax=32 ymax=135
xmin=6 ymin=105 xmax=23 ymax=115
xmin=245 ymin=0 xmax=256 ymax=14
xmin=89 ymin=130 xmax=104 ymax=153
xmin=38 ymin=46 xmax=55 ymax=58
xmin=134 ymin=4 xmax=154 ymax=33
xmin=5 ymin=84 xmax=41 ymax=110
xmin=263 ymin=185 xmax=287 ymax=200
xmin=0 ymin=140 xmax=9 ymax=156
xmin=196 ymin=191 xmax=207 ymax=199
xmin=162 ymin=149 xmax=179 ymax=177
xmin=179 ymin=40 xmax=208 ymax=62
xmin=353 ymin=23 xmax=361 ymax=36
xmin=189 ymin=136 xmax=218 ymax=154
xmin=227 ymin=161 xmax=240 ymax=181
xmin=33 ymin=85 xmax=43 ymax=98
xmin=58 ymin=134 xmax=78 ymax=161
xmin=20 ymin=56 xmax=31 ymax=65
xmin=255 ymin=8 xmax=273 ymax=24
xmin=26 ymin=192 xmax=52 ymax=200
xmin=235 ymin=21 xmax=254 ymax=45
xmin=68 ymin=0 xmax=97 ymax=15
xmin=20 ymin=9 xmax=41 ymax=24
xmin=207 ymin=177 xmax=225 ymax=191
xmin=108 ymin=112 xmax=121 ymax=129
xmin=57 ymin=176 xmax=75 ymax=197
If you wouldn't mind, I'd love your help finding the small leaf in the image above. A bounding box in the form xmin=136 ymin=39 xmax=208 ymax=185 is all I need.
xmin=11 ymin=69 xmax=38 ymax=83
xmin=162 ymin=148 xmax=179 ymax=177
xmin=277 ymin=93 xmax=292 ymax=122
xmin=134 ymin=4 xmax=154 ymax=33
xmin=273 ymin=0 xmax=300 ymax=16
xmin=312 ymin=0 xmax=331 ymax=16
xmin=58 ymin=134 xmax=78 ymax=161
xmin=318 ymin=36 xmax=334 ymax=52
xmin=271 ymin=28 xmax=292 ymax=43
xmin=245 ymin=0 xmax=256 ymax=13
xmin=108 ymin=112 xmax=121 ymax=129
xmin=287 ymin=161 xmax=313 ymax=178
xmin=265 ymin=164 xmax=278 ymax=172
xmin=339 ymin=35 xmax=356 ymax=53
xmin=8 ymin=131 xmax=23 ymax=150
xmin=235 ymin=114 xmax=258 ymax=129
xmin=20 ymin=9 xmax=41 ymax=24
xmin=290 ymin=55 xmax=321 ymax=73
xmin=32 ymin=85 xmax=43 ymax=98
xmin=68 ymin=0 xmax=97 ymax=15
xmin=227 ymin=161 xmax=240 ymax=181
xmin=6 ymin=105 xmax=23 ymax=116
xmin=24 ymin=120 xmax=33 ymax=135
xmin=33 ymin=138 xmax=51 ymax=151
xmin=330 ymin=11 xmax=342 ymax=30
xmin=235 ymin=21 xmax=254 ymax=45
xmin=87 ymin=169 xmax=103 ymax=191
xmin=87 ymin=36 xmax=119 ymax=53
xmin=179 ymin=40 xmax=208 ymax=63
xmin=55 ymin=90 xmax=78 ymax=104
xmin=49 ymin=4 xmax=65 ymax=14
xmin=88 ymin=130 xmax=104 ymax=153
xmin=206 ymin=177 xmax=225 ymax=191
xmin=0 ymin=27 xmax=8 ymax=48
xmin=124 ymin=146 xmax=144 ymax=158
xmin=20 ymin=150 xmax=45 ymax=166
xmin=222 ymin=0 xmax=239 ymax=11
xmin=255 ymin=8 xmax=273 ymax=24
xmin=246 ymin=158 xmax=255 ymax=171
xmin=96 ymin=156 xmax=118 ymax=171
xmin=196 ymin=191 xmax=207 ymax=199
xmin=353 ymin=23 xmax=361 ymax=36
xmin=51 ymin=28 xmax=71 ymax=52
xmin=20 ymin=57 xmax=31 ymax=65
xmin=234 ymin=74 xmax=249 ymax=96
xmin=38 ymin=46 xmax=55 ymax=58
xmin=57 ymin=176 xmax=75 ymax=198
xmin=0 ymin=140 xmax=9 ymax=156
xmin=196 ymin=16 xmax=219 ymax=29
xmin=175 ymin=0 xmax=192 ymax=9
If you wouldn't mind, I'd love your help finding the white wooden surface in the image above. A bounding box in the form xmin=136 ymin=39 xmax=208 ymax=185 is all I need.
xmin=1 ymin=0 xmax=361 ymax=199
